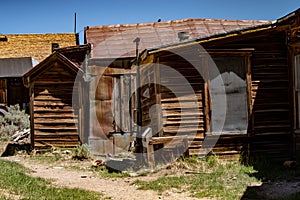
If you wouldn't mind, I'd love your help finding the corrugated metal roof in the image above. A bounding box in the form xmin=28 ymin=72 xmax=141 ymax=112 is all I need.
xmin=146 ymin=21 xmax=275 ymax=54
xmin=85 ymin=18 xmax=272 ymax=58
xmin=0 ymin=57 xmax=38 ymax=77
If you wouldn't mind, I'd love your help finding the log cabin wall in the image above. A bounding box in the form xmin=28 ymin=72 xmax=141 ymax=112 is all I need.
xmin=29 ymin=60 xmax=80 ymax=148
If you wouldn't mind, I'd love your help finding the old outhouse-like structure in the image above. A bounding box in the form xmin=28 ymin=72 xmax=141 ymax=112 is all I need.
xmin=23 ymin=45 xmax=90 ymax=148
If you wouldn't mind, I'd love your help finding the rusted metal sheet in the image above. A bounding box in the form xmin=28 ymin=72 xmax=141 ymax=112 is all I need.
xmin=85 ymin=19 xmax=271 ymax=58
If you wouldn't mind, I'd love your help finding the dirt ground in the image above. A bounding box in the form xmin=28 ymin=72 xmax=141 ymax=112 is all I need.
xmin=2 ymin=154 xmax=300 ymax=200
xmin=1 ymin=155 xmax=203 ymax=200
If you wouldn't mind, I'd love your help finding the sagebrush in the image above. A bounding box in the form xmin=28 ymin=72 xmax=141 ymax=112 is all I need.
xmin=0 ymin=104 xmax=30 ymax=141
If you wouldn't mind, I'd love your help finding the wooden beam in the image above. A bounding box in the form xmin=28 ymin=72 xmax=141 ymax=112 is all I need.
xmin=155 ymin=56 xmax=163 ymax=136
xmin=30 ymin=84 xmax=35 ymax=149
xmin=203 ymin=57 xmax=211 ymax=134
xmin=246 ymin=55 xmax=254 ymax=133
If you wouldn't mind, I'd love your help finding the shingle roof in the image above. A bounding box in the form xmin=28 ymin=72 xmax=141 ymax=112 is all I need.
xmin=85 ymin=18 xmax=272 ymax=58
xmin=0 ymin=57 xmax=38 ymax=77
xmin=0 ymin=33 xmax=77 ymax=62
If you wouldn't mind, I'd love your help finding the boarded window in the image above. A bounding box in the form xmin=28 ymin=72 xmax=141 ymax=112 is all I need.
xmin=210 ymin=56 xmax=248 ymax=134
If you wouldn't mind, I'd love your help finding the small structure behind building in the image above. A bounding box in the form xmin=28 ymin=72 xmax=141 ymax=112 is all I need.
xmin=23 ymin=45 xmax=90 ymax=148
xmin=0 ymin=57 xmax=38 ymax=112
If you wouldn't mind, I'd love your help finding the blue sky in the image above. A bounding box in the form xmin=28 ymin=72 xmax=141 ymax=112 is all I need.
xmin=1 ymin=0 xmax=300 ymax=44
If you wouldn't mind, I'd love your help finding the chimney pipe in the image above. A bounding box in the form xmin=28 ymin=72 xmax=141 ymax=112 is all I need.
xmin=178 ymin=31 xmax=190 ymax=41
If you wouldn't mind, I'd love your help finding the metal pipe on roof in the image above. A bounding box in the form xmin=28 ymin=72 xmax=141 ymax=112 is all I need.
xmin=133 ymin=37 xmax=142 ymax=154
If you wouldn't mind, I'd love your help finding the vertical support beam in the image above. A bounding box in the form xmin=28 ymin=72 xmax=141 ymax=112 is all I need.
xmin=119 ymin=75 xmax=123 ymax=131
xmin=129 ymin=74 xmax=133 ymax=135
xmin=288 ymin=45 xmax=296 ymax=159
xmin=203 ymin=57 xmax=211 ymax=135
xmin=29 ymin=84 xmax=35 ymax=150
xmin=245 ymin=55 xmax=253 ymax=132
xmin=290 ymin=46 xmax=297 ymax=130
xmin=204 ymin=82 xmax=210 ymax=134
xmin=78 ymin=80 xmax=83 ymax=144
xmin=142 ymin=128 xmax=154 ymax=169
xmin=154 ymin=56 xmax=163 ymax=136
xmin=245 ymin=55 xmax=253 ymax=160
xmin=133 ymin=37 xmax=143 ymax=154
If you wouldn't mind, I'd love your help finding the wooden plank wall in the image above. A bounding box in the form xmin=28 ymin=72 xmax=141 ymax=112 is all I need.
xmin=204 ymin=30 xmax=292 ymax=161
xmin=32 ymin=62 xmax=79 ymax=147
xmin=153 ymin=53 xmax=207 ymax=154
xmin=155 ymin=52 xmax=248 ymax=157
xmin=140 ymin=63 xmax=162 ymax=135
xmin=160 ymin=68 xmax=205 ymax=138
xmin=142 ymin=29 xmax=292 ymax=161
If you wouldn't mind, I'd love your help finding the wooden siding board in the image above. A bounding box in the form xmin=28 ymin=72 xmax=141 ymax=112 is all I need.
xmin=140 ymin=29 xmax=292 ymax=161
xmin=30 ymin=61 xmax=79 ymax=148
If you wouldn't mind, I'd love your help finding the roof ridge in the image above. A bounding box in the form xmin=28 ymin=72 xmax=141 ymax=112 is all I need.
xmin=86 ymin=18 xmax=271 ymax=29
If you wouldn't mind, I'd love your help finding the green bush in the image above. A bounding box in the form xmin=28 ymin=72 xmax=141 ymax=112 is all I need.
xmin=0 ymin=104 xmax=30 ymax=141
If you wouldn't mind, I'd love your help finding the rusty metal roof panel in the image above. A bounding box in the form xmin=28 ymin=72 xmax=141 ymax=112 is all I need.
xmin=86 ymin=18 xmax=271 ymax=58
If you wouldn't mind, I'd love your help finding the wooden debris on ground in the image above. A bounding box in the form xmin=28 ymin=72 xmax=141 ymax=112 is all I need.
xmin=11 ymin=128 xmax=30 ymax=143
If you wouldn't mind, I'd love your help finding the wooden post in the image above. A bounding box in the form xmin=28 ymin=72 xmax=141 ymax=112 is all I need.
xmin=154 ymin=56 xmax=163 ymax=136
xmin=245 ymin=55 xmax=253 ymax=161
xmin=245 ymin=55 xmax=253 ymax=132
xmin=29 ymin=84 xmax=35 ymax=150
xmin=141 ymin=128 xmax=154 ymax=169
xmin=203 ymin=57 xmax=211 ymax=135
xmin=78 ymin=81 xmax=83 ymax=144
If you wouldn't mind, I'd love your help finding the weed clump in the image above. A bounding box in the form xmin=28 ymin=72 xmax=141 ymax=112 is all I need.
xmin=72 ymin=144 xmax=91 ymax=160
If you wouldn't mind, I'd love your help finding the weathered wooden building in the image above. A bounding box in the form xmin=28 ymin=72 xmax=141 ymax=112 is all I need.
xmin=0 ymin=33 xmax=78 ymax=113
xmin=0 ymin=57 xmax=38 ymax=112
xmin=137 ymin=8 xmax=300 ymax=161
xmin=23 ymin=45 xmax=90 ymax=148
xmin=84 ymin=18 xmax=269 ymax=155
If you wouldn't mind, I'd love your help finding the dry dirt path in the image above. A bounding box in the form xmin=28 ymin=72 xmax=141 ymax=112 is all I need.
xmin=2 ymin=156 xmax=202 ymax=200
